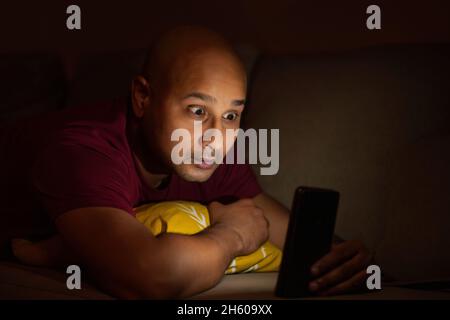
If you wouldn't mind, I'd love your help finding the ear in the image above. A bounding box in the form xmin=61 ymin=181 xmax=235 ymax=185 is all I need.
xmin=131 ymin=75 xmax=151 ymax=118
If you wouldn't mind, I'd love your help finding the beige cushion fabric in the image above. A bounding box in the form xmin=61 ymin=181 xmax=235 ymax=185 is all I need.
xmin=3 ymin=262 xmax=449 ymax=300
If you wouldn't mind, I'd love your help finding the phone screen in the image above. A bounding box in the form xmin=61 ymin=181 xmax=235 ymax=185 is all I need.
xmin=275 ymin=186 xmax=340 ymax=298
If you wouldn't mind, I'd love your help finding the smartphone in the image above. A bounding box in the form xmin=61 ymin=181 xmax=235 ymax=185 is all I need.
xmin=275 ymin=186 xmax=340 ymax=298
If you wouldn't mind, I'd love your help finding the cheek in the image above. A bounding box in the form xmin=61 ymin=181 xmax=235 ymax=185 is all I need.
xmin=223 ymin=134 xmax=237 ymax=154
xmin=224 ymin=120 xmax=240 ymax=138
xmin=158 ymin=107 xmax=185 ymax=138
xmin=160 ymin=117 xmax=198 ymax=154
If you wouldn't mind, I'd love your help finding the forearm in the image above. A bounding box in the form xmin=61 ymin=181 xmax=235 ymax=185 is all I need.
xmin=135 ymin=223 xmax=241 ymax=299
xmin=13 ymin=226 xmax=240 ymax=299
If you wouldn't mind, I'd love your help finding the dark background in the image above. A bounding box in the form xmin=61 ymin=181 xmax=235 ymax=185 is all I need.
xmin=1 ymin=0 xmax=450 ymax=298
xmin=1 ymin=0 xmax=449 ymax=78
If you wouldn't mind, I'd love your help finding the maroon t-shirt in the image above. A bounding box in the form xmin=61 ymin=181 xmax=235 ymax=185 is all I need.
xmin=0 ymin=98 xmax=262 ymax=246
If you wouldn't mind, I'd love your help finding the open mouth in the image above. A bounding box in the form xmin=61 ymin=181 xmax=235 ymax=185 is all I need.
xmin=193 ymin=157 xmax=216 ymax=169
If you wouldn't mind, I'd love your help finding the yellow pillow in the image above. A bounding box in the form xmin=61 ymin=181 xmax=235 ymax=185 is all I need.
xmin=134 ymin=201 xmax=282 ymax=274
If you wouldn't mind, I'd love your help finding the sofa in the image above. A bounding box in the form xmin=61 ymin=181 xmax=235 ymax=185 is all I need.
xmin=1 ymin=43 xmax=449 ymax=299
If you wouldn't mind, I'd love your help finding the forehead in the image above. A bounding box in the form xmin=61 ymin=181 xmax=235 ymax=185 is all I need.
xmin=167 ymin=51 xmax=247 ymax=98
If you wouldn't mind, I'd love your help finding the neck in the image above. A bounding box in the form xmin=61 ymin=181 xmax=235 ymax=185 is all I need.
xmin=133 ymin=149 xmax=169 ymax=189
xmin=127 ymin=110 xmax=170 ymax=190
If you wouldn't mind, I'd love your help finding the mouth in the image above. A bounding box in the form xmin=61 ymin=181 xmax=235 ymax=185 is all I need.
xmin=193 ymin=157 xmax=216 ymax=170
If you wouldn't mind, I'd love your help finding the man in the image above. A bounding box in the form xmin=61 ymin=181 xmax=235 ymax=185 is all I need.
xmin=1 ymin=26 xmax=372 ymax=299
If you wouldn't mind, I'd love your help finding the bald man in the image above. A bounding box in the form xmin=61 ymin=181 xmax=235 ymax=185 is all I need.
xmin=0 ymin=26 xmax=372 ymax=299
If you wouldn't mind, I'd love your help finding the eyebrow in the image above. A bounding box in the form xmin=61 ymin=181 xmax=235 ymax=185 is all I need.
xmin=182 ymin=92 xmax=246 ymax=107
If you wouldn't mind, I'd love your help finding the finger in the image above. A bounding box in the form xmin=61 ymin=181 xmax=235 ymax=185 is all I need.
xmin=207 ymin=201 xmax=222 ymax=210
xmin=11 ymin=238 xmax=33 ymax=247
xmin=311 ymin=241 xmax=361 ymax=276
xmin=319 ymin=269 xmax=367 ymax=296
xmin=309 ymin=252 xmax=371 ymax=292
xmin=236 ymin=198 xmax=254 ymax=206
xmin=11 ymin=238 xmax=33 ymax=255
xmin=207 ymin=201 xmax=223 ymax=223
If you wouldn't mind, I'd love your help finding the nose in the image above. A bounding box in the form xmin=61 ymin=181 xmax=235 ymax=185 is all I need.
xmin=200 ymin=116 xmax=224 ymax=150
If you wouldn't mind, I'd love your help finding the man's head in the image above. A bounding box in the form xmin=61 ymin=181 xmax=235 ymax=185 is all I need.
xmin=131 ymin=26 xmax=247 ymax=182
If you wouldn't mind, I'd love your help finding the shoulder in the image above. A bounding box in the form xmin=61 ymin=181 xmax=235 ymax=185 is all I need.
xmin=32 ymin=98 xmax=134 ymax=187
xmin=59 ymin=98 xmax=130 ymax=145
xmin=46 ymin=98 xmax=132 ymax=162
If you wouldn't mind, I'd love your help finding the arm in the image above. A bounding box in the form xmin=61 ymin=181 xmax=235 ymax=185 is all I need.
xmin=50 ymin=198 xmax=268 ymax=299
xmin=54 ymin=206 xmax=242 ymax=299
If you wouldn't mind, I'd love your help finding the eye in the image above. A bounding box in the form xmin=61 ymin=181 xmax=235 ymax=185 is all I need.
xmin=223 ymin=111 xmax=239 ymax=121
xmin=188 ymin=105 xmax=206 ymax=117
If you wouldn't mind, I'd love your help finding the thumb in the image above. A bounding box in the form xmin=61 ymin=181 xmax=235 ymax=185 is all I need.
xmin=207 ymin=201 xmax=223 ymax=223
xmin=207 ymin=200 xmax=222 ymax=210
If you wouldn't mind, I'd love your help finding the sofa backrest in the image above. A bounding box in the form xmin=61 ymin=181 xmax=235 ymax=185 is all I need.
xmin=246 ymin=44 xmax=450 ymax=280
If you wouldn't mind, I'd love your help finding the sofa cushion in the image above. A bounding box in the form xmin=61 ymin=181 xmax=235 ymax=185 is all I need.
xmin=0 ymin=261 xmax=111 ymax=299
xmin=2 ymin=261 xmax=449 ymax=300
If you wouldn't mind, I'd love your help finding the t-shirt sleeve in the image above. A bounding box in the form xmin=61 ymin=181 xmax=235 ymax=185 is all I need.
xmin=32 ymin=141 xmax=134 ymax=221
xmin=216 ymin=163 xmax=263 ymax=200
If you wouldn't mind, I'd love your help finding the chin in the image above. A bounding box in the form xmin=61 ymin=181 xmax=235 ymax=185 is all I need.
xmin=174 ymin=164 xmax=217 ymax=182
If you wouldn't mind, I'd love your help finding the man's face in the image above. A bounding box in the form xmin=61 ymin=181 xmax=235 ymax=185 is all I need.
xmin=146 ymin=51 xmax=246 ymax=182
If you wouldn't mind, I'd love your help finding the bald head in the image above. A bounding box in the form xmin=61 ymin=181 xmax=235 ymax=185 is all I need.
xmin=131 ymin=26 xmax=248 ymax=182
xmin=141 ymin=26 xmax=247 ymax=95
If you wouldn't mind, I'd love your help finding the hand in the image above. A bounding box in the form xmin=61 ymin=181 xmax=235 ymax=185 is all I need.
xmin=11 ymin=235 xmax=71 ymax=267
xmin=208 ymin=199 xmax=269 ymax=256
xmin=309 ymin=239 xmax=374 ymax=296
